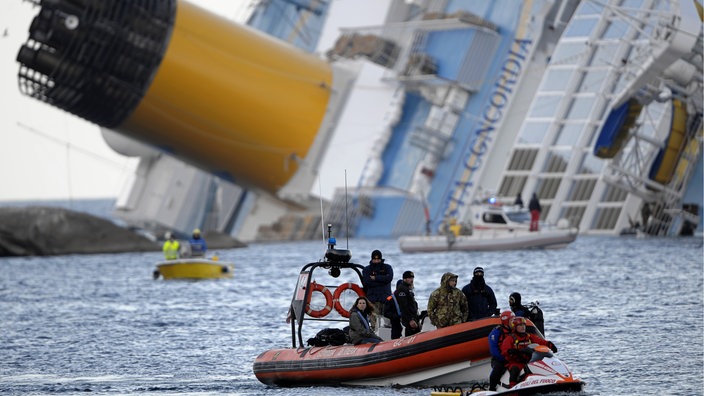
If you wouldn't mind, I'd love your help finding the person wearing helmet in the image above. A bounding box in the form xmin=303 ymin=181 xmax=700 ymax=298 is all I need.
xmin=487 ymin=310 xmax=515 ymax=391
xmin=500 ymin=316 xmax=558 ymax=388
xmin=188 ymin=228 xmax=207 ymax=257
xmin=162 ymin=231 xmax=180 ymax=260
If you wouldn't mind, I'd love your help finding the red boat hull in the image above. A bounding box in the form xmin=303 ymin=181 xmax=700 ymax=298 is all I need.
xmin=253 ymin=317 xmax=499 ymax=386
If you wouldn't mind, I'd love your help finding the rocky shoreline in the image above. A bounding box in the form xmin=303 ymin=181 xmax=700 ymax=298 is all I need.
xmin=0 ymin=206 xmax=245 ymax=257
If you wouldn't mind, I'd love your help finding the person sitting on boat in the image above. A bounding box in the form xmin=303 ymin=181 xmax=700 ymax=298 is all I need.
xmin=348 ymin=296 xmax=383 ymax=345
xmin=162 ymin=232 xmax=180 ymax=260
xmin=488 ymin=310 xmax=515 ymax=391
xmin=509 ymin=292 xmax=545 ymax=335
xmin=396 ymin=271 xmax=421 ymax=337
xmin=362 ymin=249 xmax=394 ymax=328
xmin=501 ymin=316 xmax=557 ymax=388
xmin=188 ymin=228 xmax=207 ymax=257
xmin=528 ymin=193 xmax=541 ymax=231
xmin=514 ymin=193 xmax=524 ymax=209
xmin=461 ymin=266 xmax=498 ymax=321
xmin=427 ymin=272 xmax=468 ymax=328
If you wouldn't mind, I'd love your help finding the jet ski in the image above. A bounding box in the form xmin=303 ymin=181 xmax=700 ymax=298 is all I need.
xmin=431 ymin=344 xmax=584 ymax=396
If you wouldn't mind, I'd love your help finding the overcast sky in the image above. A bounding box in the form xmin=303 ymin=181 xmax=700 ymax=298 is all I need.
xmin=0 ymin=1 xmax=252 ymax=202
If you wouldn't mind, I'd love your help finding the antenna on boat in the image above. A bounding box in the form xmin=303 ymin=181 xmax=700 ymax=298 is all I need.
xmin=318 ymin=176 xmax=326 ymax=244
xmin=344 ymin=170 xmax=349 ymax=249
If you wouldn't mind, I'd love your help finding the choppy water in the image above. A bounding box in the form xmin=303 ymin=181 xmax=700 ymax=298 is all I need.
xmin=1 ymin=235 xmax=702 ymax=395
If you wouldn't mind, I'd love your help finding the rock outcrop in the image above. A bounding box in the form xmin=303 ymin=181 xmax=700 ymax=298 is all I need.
xmin=0 ymin=206 xmax=159 ymax=256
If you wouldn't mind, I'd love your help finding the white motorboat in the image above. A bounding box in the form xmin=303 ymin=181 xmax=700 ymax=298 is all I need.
xmin=399 ymin=205 xmax=578 ymax=253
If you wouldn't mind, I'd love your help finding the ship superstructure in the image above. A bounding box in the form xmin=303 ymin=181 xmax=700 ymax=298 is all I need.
xmin=15 ymin=0 xmax=702 ymax=241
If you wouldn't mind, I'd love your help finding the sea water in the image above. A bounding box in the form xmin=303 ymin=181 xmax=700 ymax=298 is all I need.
xmin=1 ymin=235 xmax=702 ymax=395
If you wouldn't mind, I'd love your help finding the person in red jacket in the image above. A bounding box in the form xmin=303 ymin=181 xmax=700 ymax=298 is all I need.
xmin=500 ymin=316 xmax=557 ymax=387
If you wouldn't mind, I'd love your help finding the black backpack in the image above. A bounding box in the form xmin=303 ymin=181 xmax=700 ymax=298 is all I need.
xmin=306 ymin=328 xmax=348 ymax=347
xmin=526 ymin=302 xmax=545 ymax=335
xmin=383 ymin=294 xmax=401 ymax=319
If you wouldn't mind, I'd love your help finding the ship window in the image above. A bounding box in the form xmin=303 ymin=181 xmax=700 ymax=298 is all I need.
xmin=483 ymin=213 xmax=507 ymax=224
xmin=540 ymin=69 xmax=573 ymax=91
xmin=578 ymin=69 xmax=607 ymax=93
xmin=518 ymin=122 xmax=551 ymax=144
xmin=590 ymin=42 xmax=620 ymax=67
xmin=592 ymin=207 xmax=621 ymax=230
xmin=507 ymin=149 xmax=538 ymax=171
xmin=498 ymin=175 xmax=527 ymax=197
xmin=558 ymin=206 xmax=586 ymax=227
xmin=554 ymin=123 xmax=582 ymax=146
xmin=603 ymin=20 xmax=629 ymax=39
xmin=566 ymin=179 xmax=597 ymax=201
xmin=577 ymin=154 xmax=604 ymax=174
xmin=563 ymin=17 xmax=598 ymax=37
xmin=601 ymin=184 xmax=628 ymax=203
xmin=535 ymin=177 xmax=562 ymax=200
xmin=530 ymin=95 xmax=562 ymax=118
xmin=551 ymin=42 xmax=586 ymax=65
xmin=575 ymin=2 xmax=603 ymax=16
xmin=543 ymin=150 xmax=571 ymax=173
xmin=566 ymin=96 xmax=596 ymax=120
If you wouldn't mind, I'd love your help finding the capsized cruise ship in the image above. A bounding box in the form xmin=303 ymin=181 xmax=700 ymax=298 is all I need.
xmin=16 ymin=0 xmax=703 ymax=242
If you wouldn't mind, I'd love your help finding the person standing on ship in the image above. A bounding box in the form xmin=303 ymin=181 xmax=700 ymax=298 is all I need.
xmin=528 ymin=193 xmax=541 ymax=231
xmin=427 ymin=272 xmax=468 ymax=328
xmin=362 ymin=249 xmax=393 ymax=328
xmin=396 ymin=271 xmax=421 ymax=337
xmin=461 ymin=266 xmax=498 ymax=321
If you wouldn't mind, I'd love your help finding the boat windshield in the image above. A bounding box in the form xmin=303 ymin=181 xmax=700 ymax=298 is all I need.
xmin=506 ymin=211 xmax=530 ymax=224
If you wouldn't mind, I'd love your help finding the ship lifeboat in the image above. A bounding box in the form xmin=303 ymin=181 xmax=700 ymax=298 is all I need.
xmin=594 ymin=98 xmax=643 ymax=159
xmin=648 ymin=99 xmax=689 ymax=184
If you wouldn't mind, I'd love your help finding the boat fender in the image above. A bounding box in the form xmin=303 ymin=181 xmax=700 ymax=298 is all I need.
xmin=332 ymin=283 xmax=365 ymax=318
xmin=305 ymin=282 xmax=333 ymax=318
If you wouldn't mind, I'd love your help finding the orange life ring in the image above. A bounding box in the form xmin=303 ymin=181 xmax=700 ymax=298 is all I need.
xmin=333 ymin=282 xmax=365 ymax=318
xmin=305 ymin=282 xmax=333 ymax=318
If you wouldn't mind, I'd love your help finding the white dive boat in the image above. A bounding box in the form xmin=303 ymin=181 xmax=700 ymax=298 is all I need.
xmin=399 ymin=205 xmax=578 ymax=253
xmin=153 ymin=257 xmax=234 ymax=280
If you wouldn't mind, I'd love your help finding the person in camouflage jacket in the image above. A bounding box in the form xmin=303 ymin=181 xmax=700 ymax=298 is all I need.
xmin=427 ymin=272 xmax=468 ymax=328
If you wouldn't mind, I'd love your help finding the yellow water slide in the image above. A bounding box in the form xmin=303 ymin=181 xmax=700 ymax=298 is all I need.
xmin=17 ymin=0 xmax=332 ymax=194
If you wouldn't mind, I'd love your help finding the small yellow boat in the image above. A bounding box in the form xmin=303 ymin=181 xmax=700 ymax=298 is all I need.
xmin=153 ymin=257 xmax=234 ymax=280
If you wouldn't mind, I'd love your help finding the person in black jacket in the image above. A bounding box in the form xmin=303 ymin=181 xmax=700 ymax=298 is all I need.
xmin=528 ymin=193 xmax=541 ymax=231
xmin=395 ymin=271 xmax=421 ymax=337
xmin=461 ymin=266 xmax=497 ymax=321
xmin=362 ymin=250 xmax=394 ymax=320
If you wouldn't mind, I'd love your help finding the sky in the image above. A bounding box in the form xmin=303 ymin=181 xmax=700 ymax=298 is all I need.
xmin=0 ymin=1 xmax=253 ymax=202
